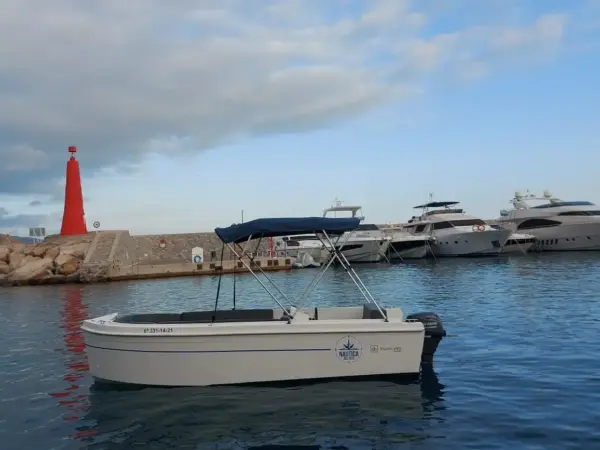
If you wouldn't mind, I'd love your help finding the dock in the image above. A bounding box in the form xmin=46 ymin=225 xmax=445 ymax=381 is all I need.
xmin=103 ymin=257 xmax=293 ymax=282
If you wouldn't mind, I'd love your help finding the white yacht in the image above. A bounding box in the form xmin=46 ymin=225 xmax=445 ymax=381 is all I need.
xmin=406 ymin=200 xmax=511 ymax=257
xmin=321 ymin=204 xmax=391 ymax=263
xmin=496 ymin=190 xmax=600 ymax=251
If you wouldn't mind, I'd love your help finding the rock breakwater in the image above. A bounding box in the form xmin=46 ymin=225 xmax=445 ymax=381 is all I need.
xmin=0 ymin=233 xmax=93 ymax=287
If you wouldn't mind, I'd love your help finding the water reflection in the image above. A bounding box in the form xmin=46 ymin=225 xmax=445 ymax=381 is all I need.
xmin=75 ymin=367 xmax=444 ymax=448
xmin=49 ymin=285 xmax=96 ymax=439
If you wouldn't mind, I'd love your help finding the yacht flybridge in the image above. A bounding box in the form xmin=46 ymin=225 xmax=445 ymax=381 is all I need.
xmin=496 ymin=190 xmax=600 ymax=251
xmin=82 ymin=216 xmax=446 ymax=387
xmin=405 ymin=200 xmax=511 ymax=257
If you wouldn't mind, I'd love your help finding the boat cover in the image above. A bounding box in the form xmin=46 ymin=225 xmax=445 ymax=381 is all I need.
xmin=215 ymin=217 xmax=360 ymax=244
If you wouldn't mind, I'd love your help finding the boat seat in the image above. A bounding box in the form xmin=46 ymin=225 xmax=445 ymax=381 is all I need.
xmin=115 ymin=313 xmax=183 ymax=324
xmin=180 ymin=309 xmax=277 ymax=323
xmin=114 ymin=309 xmax=279 ymax=324
xmin=362 ymin=303 xmax=387 ymax=319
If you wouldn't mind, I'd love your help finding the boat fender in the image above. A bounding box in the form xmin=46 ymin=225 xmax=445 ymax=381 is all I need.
xmin=405 ymin=312 xmax=446 ymax=362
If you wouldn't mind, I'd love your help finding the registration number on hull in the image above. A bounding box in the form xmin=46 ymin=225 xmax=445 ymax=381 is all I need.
xmin=143 ymin=327 xmax=174 ymax=334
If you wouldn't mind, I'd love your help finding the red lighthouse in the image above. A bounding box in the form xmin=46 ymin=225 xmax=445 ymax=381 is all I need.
xmin=60 ymin=146 xmax=88 ymax=235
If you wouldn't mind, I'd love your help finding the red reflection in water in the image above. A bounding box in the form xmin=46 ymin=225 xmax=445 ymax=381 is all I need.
xmin=49 ymin=285 xmax=97 ymax=439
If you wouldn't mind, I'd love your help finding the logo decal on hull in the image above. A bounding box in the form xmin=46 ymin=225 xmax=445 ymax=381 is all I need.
xmin=335 ymin=335 xmax=362 ymax=363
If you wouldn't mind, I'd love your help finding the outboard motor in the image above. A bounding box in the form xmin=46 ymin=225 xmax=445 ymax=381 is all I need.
xmin=406 ymin=312 xmax=446 ymax=363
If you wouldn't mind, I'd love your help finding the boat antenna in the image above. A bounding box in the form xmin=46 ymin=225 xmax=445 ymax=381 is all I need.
xmin=212 ymin=242 xmax=226 ymax=323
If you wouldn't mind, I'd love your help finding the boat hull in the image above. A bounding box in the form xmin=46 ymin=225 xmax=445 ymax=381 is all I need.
xmin=430 ymin=229 xmax=511 ymax=256
xmin=332 ymin=238 xmax=390 ymax=263
xmin=83 ymin=317 xmax=426 ymax=387
xmin=522 ymin=222 xmax=600 ymax=251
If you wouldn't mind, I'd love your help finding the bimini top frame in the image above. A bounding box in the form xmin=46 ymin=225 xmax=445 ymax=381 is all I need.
xmin=214 ymin=216 xmax=389 ymax=322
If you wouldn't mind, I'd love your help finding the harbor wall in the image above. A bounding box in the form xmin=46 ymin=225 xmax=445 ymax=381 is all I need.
xmin=1 ymin=230 xmax=288 ymax=287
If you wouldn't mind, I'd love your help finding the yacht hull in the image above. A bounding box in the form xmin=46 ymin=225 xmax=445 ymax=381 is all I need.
xmin=430 ymin=229 xmax=511 ymax=256
xmin=82 ymin=311 xmax=426 ymax=387
xmin=522 ymin=222 xmax=600 ymax=251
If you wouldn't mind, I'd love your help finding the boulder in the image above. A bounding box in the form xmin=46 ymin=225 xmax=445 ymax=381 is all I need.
xmin=8 ymin=252 xmax=27 ymax=271
xmin=59 ymin=243 xmax=89 ymax=260
xmin=22 ymin=244 xmax=38 ymax=257
xmin=0 ymin=246 xmax=10 ymax=263
xmin=0 ymin=261 xmax=9 ymax=275
xmin=31 ymin=244 xmax=55 ymax=258
xmin=10 ymin=242 xmax=25 ymax=254
xmin=45 ymin=246 xmax=60 ymax=260
xmin=55 ymin=252 xmax=81 ymax=275
xmin=55 ymin=251 xmax=76 ymax=266
xmin=0 ymin=234 xmax=12 ymax=245
xmin=8 ymin=257 xmax=55 ymax=283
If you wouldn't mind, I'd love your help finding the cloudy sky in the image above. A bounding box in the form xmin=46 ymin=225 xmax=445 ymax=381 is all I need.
xmin=1 ymin=0 xmax=599 ymax=235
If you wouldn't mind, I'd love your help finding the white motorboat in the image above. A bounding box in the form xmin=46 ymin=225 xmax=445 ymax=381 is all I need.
xmin=496 ymin=190 xmax=600 ymax=251
xmin=387 ymin=232 xmax=431 ymax=260
xmin=322 ymin=203 xmax=391 ymax=263
xmin=405 ymin=200 xmax=511 ymax=257
xmin=82 ymin=216 xmax=446 ymax=387
xmin=274 ymin=235 xmax=324 ymax=261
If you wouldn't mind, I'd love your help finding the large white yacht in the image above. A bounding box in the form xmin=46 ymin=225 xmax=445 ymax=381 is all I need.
xmin=496 ymin=190 xmax=600 ymax=251
xmin=405 ymin=200 xmax=511 ymax=257
xmin=322 ymin=203 xmax=391 ymax=263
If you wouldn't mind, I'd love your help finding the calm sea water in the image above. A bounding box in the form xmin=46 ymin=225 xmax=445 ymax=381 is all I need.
xmin=1 ymin=253 xmax=600 ymax=450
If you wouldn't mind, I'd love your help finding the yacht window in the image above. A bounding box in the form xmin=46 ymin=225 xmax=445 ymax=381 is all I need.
xmin=448 ymin=219 xmax=486 ymax=227
xmin=285 ymin=240 xmax=300 ymax=247
xmin=559 ymin=210 xmax=600 ymax=216
xmin=414 ymin=224 xmax=427 ymax=232
xmin=558 ymin=211 xmax=588 ymax=216
xmin=517 ymin=218 xmax=562 ymax=230
xmin=432 ymin=221 xmax=454 ymax=230
xmin=431 ymin=218 xmax=486 ymax=230
xmin=533 ymin=201 xmax=594 ymax=209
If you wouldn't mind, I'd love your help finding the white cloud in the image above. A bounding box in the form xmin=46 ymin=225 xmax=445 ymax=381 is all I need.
xmin=0 ymin=0 xmax=585 ymax=196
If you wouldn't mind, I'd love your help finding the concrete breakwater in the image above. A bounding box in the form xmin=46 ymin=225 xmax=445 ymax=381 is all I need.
xmin=0 ymin=231 xmax=292 ymax=287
